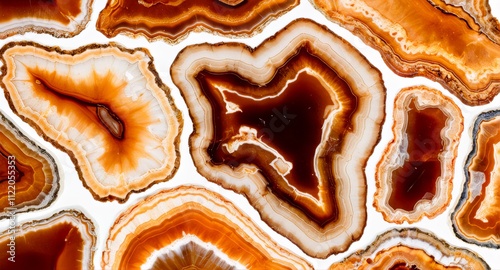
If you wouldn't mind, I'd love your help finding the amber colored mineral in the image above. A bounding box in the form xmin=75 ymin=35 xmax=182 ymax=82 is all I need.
xmin=102 ymin=186 xmax=312 ymax=270
xmin=0 ymin=112 xmax=59 ymax=219
xmin=0 ymin=42 xmax=182 ymax=202
xmin=171 ymin=18 xmax=386 ymax=258
xmin=311 ymin=0 xmax=500 ymax=105
xmin=375 ymin=86 xmax=463 ymax=224
xmin=453 ymin=110 xmax=500 ymax=247
xmin=330 ymin=228 xmax=488 ymax=270
xmin=96 ymin=0 xmax=299 ymax=43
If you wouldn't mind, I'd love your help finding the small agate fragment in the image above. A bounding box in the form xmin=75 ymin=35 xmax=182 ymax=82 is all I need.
xmin=330 ymin=228 xmax=489 ymax=269
xmin=375 ymin=86 xmax=463 ymax=223
xmin=171 ymin=18 xmax=386 ymax=258
xmin=0 ymin=42 xmax=182 ymax=202
xmin=0 ymin=210 xmax=97 ymax=269
xmin=0 ymin=112 xmax=59 ymax=219
xmin=102 ymin=186 xmax=312 ymax=270
xmin=310 ymin=0 xmax=500 ymax=105
xmin=452 ymin=110 xmax=500 ymax=247
xmin=96 ymin=0 xmax=299 ymax=43
xmin=0 ymin=0 xmax=93 ymax=39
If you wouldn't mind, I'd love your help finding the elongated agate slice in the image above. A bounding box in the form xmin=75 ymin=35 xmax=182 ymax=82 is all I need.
xmin=452 ymin=110 xmax=500 ymax=247
xmin=0 ymin=42 xmax=182 ymax=202
xmin=102 ymin=186 xmax=313 ymax=269
xmin=0 ymin=112 xmax=59 ymax=219
xmin=311 ymin=0 xmax=500 ymax=105
xmin=96 ymin=0 xmax=299 ymax=43
xmin=171 ymin=19 xmax=386 ymax=258
xmin=0 ymin=210 xmax=96 ymax=269
xmin=375 ymin=86 xmax=463 ymax=224
xmin=330 ymin=228 xmax=489 ymax=269
xmin=0 ymin=0 xmax=93 ymax=39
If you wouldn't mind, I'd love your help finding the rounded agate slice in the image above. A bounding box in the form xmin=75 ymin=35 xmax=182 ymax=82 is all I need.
xmin=102 ymin=186 xmax=312 ymax=269
xmin=310 ymin=0 xmax=500 ymax=105
xmin=452 ymin=110 xmax=500 ymax=247
xmin=0 ymin=112 xmax=59 ymax=219
xmin=0 ymin=0 xmax=93 ymax=39
xmin=375 ymin=86 xmax=463 ymax=223
xmin=330 ymin=228 xmax=489 ymax=269
xmin=171 ymin=18 xmax=386 ymax=258
xmin=0 ymin=210 xmax=97 ymax=269
xmin=0 ymin=42 xmax=182 ymax=202
xmin=96 ymin=0 xmax=299 ymax=43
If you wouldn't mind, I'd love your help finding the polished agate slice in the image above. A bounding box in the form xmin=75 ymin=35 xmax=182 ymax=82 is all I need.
xmin=171 ymin=19 xmax=386 ymax=258
xmin=0 ymin=112 xmax=59 ymax=219
xmin=0 ymin=42 xmax=182 ymax=202
xmin=330 ymin=228 xmax=489 ymax=269
xmin=102 ymin=186 xmax=313 ymax=269
xmin=0 ymin=0 xmax=93 ymax=39
xmin=96 ymin=0 xmax=299 ymax=43
xmin=452 ymin=110 xmax=500 ymax=247
xmin=0 ymin=210 xmax=96 ymax=269
xmin=310 ymin=0 xmax=500 ymax=105
xmin=375 ymin=86 xmax=463 ymax=224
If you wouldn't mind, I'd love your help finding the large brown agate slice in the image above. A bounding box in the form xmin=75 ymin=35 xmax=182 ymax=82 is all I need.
xmin=375 ymin=86 xmax=463 ymax=224
xmin=311 ymin=0 xmax=500 ymax=105
xmin=0 ymin=210 xmax=96 ymax=269
xmin=102 ymin=186 xmax=313 ymax=270
xmin=0 ymin=0 xmax=93 ymax=39
xmin=0 ymin=112 xmax=59 ymax=219
xmin=96 ymin=0 xmax=299 ymax=43
xmin=0 ymin=42 xmax=182 ymax=202
xmin=171 ymin=19 xmax=386 ymax=258
xmin=330 ymin=228 xmax=489 ymax=269
xmin=452 ymin=110 xmax=500 ymax=247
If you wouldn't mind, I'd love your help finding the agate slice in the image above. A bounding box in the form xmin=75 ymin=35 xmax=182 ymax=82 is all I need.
xmin=0 ymin=112 xmax=59 ymax=219
xmin=310 ymin=0 xmax=500 ymax=105
xmin=375 ymin=86 xmax=463 ymax=224
xmin=0 ymin=0 xmax=93 ymax=39
xmin=0 ymin=210 xmax=96 ymax=269
xmin=102 ymin=186 xmax=313 ymax=269
xmin=452 ymin=110 xmax=500 ymax=247
xmin=330 ymin=228 xmax=489 ymax=269
xmin=171 ymin=19 xmax=386 ymax=258
xmin=96 ymin=0 xmax=299 ymax=43
xmin=0 ymin=42 xmax=182 ymax=202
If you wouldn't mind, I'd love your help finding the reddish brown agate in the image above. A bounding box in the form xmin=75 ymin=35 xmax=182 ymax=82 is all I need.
xmin=311 ymin=0 xmax=500 ymax=105
xmin=0 ymin=112 xmax=59 ymax=219
xmin=0 ymin=42 xmax=182 ymax=202
xmin=102 ymin=186 xmax=313 ymax=270
xmin=375 ymin=86 xmax=463 ymax=224
xmin=330 ymin=228 xmax=488 ymax=270
xmin=0 ymin=210 xmax=96 ymax=269
xmin=171 ymin=19 xmax=386 ymax=257
xmin=96 ymin=0 xmax=299 ymax=43
xmin=452 ymin=110 xmax=500 ymax=247
xmin=0 ymin=0 xmax=93 ymax=39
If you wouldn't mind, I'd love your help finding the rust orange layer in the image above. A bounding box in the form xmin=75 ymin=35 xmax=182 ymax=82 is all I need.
xmin=0 ymin=113 xmax=58 ymax=219
xmin=311 ymin=0 xmax=500 ymax=105
xmin=96 ymin=0 xmax=299 ymax=42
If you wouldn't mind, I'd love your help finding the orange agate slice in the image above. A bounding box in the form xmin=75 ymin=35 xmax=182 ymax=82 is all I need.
xmin=102 ymin=186 xmax=313 ymax=269
xmin=171 ymin=19 xmax=386 ymax=258
xmin=0 ymin=42 xmax=182 ymax=202
xmin=96 ymin=0 xmax=299 ymax=43
xmin=330 ymin=228 xmax=489 ymax=269
xmin=311 ymin=0 xmax=500 ymax=105
xmin=0 ymin=210 xmax=96 ymax=269
xmin=452 ymin=110 xmax=500 ymax=247
xmin=0 ymin=0 xmax=93 ymax=39
xmin=375 ymin=86 xmax=463 ymax=224
xmin=0 ymin=112 xmax=59 ymax=219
